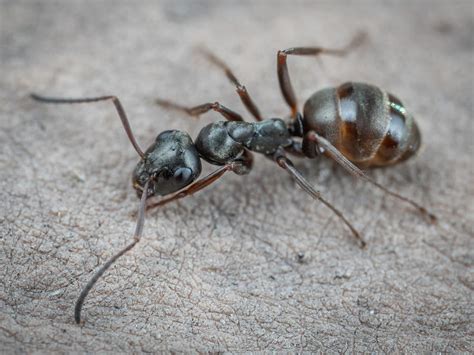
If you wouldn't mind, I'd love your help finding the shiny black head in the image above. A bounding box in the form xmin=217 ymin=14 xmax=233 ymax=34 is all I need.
xmin=132 ymin=130 xmax=202 ymax=197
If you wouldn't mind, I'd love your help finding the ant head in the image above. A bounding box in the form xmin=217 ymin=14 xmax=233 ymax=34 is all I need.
xmin=132 ymin=130 xmax=202 ymax=198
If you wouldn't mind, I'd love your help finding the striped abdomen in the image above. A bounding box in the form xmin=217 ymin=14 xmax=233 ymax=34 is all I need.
xmin=303 ymin=82 xmax=421 ymax=168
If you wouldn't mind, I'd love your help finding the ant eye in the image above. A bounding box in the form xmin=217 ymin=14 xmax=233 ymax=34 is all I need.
xmin=173 ymin=167 xmax=193 ymax=184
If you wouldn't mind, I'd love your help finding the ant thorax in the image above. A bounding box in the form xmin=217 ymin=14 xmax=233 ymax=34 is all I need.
xmin=195 ymin=119 xmax=292 ymax=165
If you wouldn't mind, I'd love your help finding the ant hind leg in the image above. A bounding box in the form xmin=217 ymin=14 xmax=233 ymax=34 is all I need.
xmin=303 ymin=130 xmax=437 ymax=223
xmin=277 ymin=32 xmax=367 ymax=118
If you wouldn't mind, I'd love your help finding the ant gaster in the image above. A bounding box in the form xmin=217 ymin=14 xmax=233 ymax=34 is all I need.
xmin=31 ymin=33 xmax=436 ymax=324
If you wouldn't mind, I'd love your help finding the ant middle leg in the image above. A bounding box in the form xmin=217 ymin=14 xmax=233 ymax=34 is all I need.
xmin=199 ymin=48 xmax=263 ymax=121
xmin=272 ymin=149 xmax=365 ymax=248
xmin=277 ymin=32 xmax=367 ymax=118
xmin=156 ymin=99 xmax=244 ymax=122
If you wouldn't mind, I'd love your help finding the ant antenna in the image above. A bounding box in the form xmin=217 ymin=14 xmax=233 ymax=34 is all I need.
xmin=275 ymin=154 xmax=366 ymax=248
xmin=74 ymin=179 xmax=150 ymax=324
xmin=30 ymin=94 xmax=145 ymax=158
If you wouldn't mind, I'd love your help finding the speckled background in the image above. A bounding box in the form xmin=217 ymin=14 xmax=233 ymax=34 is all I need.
xmin=1 ymin=0 xmax=473 ymax=352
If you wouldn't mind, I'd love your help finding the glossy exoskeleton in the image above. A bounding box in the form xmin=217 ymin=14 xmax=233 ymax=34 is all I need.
xmin=31 ymin=32 xmax=436 ymax=324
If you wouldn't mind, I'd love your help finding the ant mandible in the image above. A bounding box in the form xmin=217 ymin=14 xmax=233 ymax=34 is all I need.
xmin=31 ymin=32 xmax=436 ymax=324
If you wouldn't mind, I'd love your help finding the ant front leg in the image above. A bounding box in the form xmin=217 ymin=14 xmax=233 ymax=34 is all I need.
xmin=277 ymin=32 xmax=367 ymax=118
xmin=199 ymin=48 xmax=263 ymax=121
xmin=146 ymin=150 xmax=253 ymax=211
xmin=156 ymin=99 xmax=245 ymax=122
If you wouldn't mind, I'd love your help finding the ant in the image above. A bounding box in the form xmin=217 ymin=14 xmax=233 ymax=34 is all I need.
xmin=31 ymin=33 xmax=436 ymax=324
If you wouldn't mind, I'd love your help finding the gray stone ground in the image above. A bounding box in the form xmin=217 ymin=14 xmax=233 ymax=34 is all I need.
xmin=1 ymin=0 xmax=473 ymax=352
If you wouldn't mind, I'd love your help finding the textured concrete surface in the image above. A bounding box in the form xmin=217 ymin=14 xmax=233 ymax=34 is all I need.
xmin=1 ymin=1 xmax=473 ymax=352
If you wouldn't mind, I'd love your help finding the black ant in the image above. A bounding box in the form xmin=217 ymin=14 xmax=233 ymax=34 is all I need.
xmin=31 ymin=33 xmax=436 ymax=324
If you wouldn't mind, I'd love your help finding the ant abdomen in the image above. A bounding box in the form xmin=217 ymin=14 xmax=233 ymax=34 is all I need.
xmin=303 ymin=82 xmax=421 ymax=168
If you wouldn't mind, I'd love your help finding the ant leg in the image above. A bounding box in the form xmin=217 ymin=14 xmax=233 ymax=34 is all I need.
xmin=75 ymin=179 xmax=151 ymax=324
xmin=277 ymin=32 xmax=367 ymax=118
xmin=273 ymin=151 xmax=365 ymax=248
xmin=304 ymin=130 xmax=437 ymax=223
xmin=147 ymin=150 xmax=253 ymax=211
xmin=285 ymin=140 xmax=306 ymax=158
xmin=148 ymin=165 xmax=232 ymax=210
xmin=156 ymin=99 xmax=244 ymax=122
xmin=199 ymin=48 xmax=263 ymax=121
xmin=30 ymin=94 xmax=145 ymax=158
